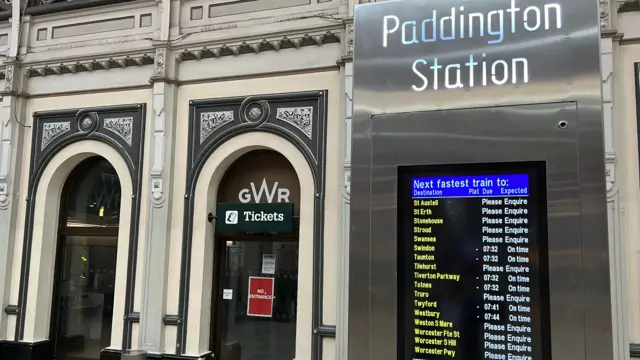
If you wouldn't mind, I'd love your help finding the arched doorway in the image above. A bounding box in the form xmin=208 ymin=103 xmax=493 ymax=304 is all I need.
xmin=50 ymin=156 xmax=121 ymax=360
xmin=210 ymin=150 xmax=300 ymax=360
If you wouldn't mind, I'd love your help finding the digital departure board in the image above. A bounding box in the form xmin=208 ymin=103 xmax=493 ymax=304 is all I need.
xmin=397 ymin=162 xmax=551 ymax=360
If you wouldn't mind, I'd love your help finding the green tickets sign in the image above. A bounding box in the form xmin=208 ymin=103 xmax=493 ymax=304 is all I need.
xmin=216 ymin=203 xmax=294 ymax=234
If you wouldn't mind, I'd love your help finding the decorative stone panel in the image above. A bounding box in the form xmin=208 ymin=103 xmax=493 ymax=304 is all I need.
xmin=13 ymin=104 xmax=146 ymax=346
xmin=186 ymin=91 xmax=326 ymax=180
xmin=343 ymin=23 xmax=354 ymax=59
xmin=176 ymin=91 xmax=328 ymax=355
xmin=600 ymin=0 xmax=611 ymax=30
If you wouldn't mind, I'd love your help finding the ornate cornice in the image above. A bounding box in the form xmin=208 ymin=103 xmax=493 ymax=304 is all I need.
xmin=175 ymin=31 xmax=340 ymax=62
xmin=13 ymin=24 xmax=347 ymax=78
xmin=25 ymin=54 xmax=155 ymax=78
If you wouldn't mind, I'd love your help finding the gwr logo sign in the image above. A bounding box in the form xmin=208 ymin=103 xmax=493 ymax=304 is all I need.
xmin=238 ymin=178 xmax=290 ymax=204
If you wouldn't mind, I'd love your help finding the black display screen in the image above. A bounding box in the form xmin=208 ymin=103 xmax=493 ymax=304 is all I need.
xmin=397 ymin=162 xmax=551 ymax=360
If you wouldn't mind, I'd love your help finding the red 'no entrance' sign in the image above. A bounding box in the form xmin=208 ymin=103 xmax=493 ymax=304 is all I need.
xmin=247 ymin=276 xmax=275 ymax=317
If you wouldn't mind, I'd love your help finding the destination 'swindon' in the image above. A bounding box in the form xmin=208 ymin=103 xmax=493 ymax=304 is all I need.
xmin=397 ymin=164 xmax=550 ymax=360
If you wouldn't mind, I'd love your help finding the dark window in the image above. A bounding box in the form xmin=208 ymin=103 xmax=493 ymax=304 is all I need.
xmin=65 ymin=158 xmax=121 ymax=228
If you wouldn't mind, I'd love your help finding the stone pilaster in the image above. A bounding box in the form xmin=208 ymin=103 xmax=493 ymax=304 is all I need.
xmin=138 ymin=45 xmax=176 ymax=352
xmin=0 ymin=62 xmax=26 ymax=340
xmin=336 ymin=28 xmax=353 ymax=360
xmin=598 ymin=1 xmax=627 ymax=358
xmin=0 ymin=0 xmax=26 ymax=340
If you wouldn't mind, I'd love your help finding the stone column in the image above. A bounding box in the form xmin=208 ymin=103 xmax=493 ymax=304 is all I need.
xmin=138 ymin=45 xmax=177 ymax=353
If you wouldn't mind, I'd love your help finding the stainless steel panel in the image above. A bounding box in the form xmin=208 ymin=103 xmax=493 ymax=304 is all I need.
xmin=368 ymin=103 xmax=582 ymax=360
xmin=350 ymin=0 xmax=611 ymax=359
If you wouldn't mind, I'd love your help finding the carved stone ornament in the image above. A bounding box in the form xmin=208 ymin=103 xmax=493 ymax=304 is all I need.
xmin=4 ymin=65 xmax=14 ymax=92
xmin=104 ymin=117 xmax=134 ymax=146
xmin=276 ymin=107 xmax=313 ymax=140
xmin=151 ymin=178 xmax=163 ymax=202
xmin=41 ymin=122 xmax=71 ymax=150
xmin=345 ymin=23 xmax=354 ymax=58
xmin=0 ymin=181 xmax=8 ymax=208
xmin=344 ymin=169 xmax=351 ymax=200
xmin=200 ymin=111 xmax=234 ymax=144
xmin=82 ymin=117 xmax=93 ymax=128
xmin=599 ymin=0 xmax=610 ymax=30
xmin=247 ymin=106 xmax=263 ymax=121
xmin=154 ymin=48 xmax=166 ymax=77
xmin=605 ymin=162 xmax=615 ymax=194
xmin=78 ymin=114 xmax=99 ymax=133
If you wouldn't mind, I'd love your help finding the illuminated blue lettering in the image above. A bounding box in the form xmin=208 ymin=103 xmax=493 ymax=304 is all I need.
xmin=379 ymin=0 xmax=560 ymax=90
xmin=487 ymin=10 xmax=504 ymax=44
xmin=402 ymin=21 xmax=419 ymax=45
xmin=380 ymin=1 xmax=562 ymax=46
xmin=421 ymin=11 xmax=437 ymax=43
xmin=440 ymin=7 xmax=455 ymax=41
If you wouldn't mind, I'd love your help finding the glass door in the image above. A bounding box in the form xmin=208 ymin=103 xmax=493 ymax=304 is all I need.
xmin=214 ymin=239 xmax=299 ymax=360
xmin=53 ymin=235 xmax=117 ymax=360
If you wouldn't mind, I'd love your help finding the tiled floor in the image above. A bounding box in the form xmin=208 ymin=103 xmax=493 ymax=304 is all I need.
xmin=60 ymin=339 xmax=103 ymax=360
xmin=56 ymin=317 xmax=297 ymax=360
xmin=225 ymin=318 xmax=297 ymax=360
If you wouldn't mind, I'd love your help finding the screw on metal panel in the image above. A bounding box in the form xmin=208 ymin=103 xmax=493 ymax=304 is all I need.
xmin=557 ymin=120 xmax=568 ymax=129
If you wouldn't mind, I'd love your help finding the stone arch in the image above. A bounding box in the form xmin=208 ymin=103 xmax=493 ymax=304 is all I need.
xmin=20 ymin=140 xmax=133 ymax=347
xmin=14 ymin=104 xmax=146 ymax=350
xmin=176 ymin=91 xmax=328 ymax=358
xmin=184 ymin=132 xmax=316 ymax=357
